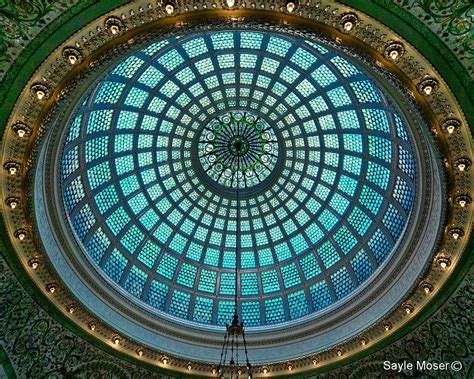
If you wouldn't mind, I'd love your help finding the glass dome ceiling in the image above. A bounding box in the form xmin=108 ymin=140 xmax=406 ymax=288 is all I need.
xmin=60 ymin=30 xmax=416 ymax=329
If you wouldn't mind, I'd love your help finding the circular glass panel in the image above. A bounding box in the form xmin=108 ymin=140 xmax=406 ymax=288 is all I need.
xmin=198 ymin=111 xmax=279 ymax=189
xmin=60 ymin=30 xmax=416 ymax=329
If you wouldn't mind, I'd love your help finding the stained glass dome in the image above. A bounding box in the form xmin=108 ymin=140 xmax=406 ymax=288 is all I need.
xmin=60 ymin=30 xmax=416 ymax=330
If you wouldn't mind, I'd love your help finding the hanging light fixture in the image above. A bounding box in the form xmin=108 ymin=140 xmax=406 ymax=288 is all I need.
xmin=217 ymin=132 xmax=253 ymax=378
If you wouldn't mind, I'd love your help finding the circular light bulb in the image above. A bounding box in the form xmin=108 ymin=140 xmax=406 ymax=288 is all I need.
xmin=389 ymin=50 xmax=399 ymax=60
xmin=423 ymin=85 xmax=432 ymax=95
xmin=447 ymin=125 xmax=455 ymax=134
xmin=9 ymin=167 xmax=17 ymax=175
xmin=286 ymin=1 xmax=295 ymax=13
xmin=68 ymin=55 xmax=77 ymax=64
xmin=458 ymin=163 xmax=466 ymax=171
xmin=165 ymin=4 xmax=174 ymax=14
xmin=9 ymin=201 xmax=17 ymax=209
xmin=227 ymin=0 xmax=235 ymax=7
xmin=110 ymin=25 xmax=119 ymax=35
xmin=17 ymin=129 xmax=26 ymax=138
xmin=343 ymin=21 xmax=353 ymax=31
xmin=36 ymin=90 xmax=45 ymax=100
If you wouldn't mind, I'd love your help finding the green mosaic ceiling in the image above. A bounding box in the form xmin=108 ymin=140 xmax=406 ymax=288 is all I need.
xmin=60 ymin=30 xmax=416 ymax=329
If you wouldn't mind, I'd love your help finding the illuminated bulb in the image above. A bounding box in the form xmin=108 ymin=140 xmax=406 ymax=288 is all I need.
xmin=137 ymin=349 xmax=144 ymax=357
xmin=113 ymin=336 xmax=121 ymax=345
xmin=423 ymin=85 xmax=432 ymax=95
xmin=212 ymin=368 xmax=217 ymax=374
xmin=312 ymin=358 xmax=318 ymax=365
xmin=286 ymin=1 xmax=295 ymax=13
xmin=162 ymin=358 xmax=168 ymax=365
xmin=28 ymin=258 xmax=39 ymax=269
xmin=437 ymin=257 xmax=450 ymax=269
xmin=68 ymin=305 xmax=75 ymax=314
xmin=68 ymin=54 xmax=78 ymax=65
xmin=227 ymin=0 xmax=235 ymax=7
xmin=165 ymin=3 xmax=174 ymax=14
xmin=9 ymin=201 xmax=17 ymax=209
xmin=263 ymin=367 xmax=268 ymax=374
xmin=187 ymin=363 xmax=192 ymax=370
xmin=383 ymin=322 xmax=391 ymax=331
xmin=47 ymin=284 xmax=57 ymax=293
xmin=36 ymin=90 xmax=45 ymax=100
xmin=89 ymin=322 xmax=96 ymax=331
xmin=343 ymin=21 xmax=353 ymax=32
xmin=360 ymin=338 xmax=368 ymax=346
xmin=452 ymin=232 xmax=459 ymax=240
xmin=238 ymin=368 xmax=242 ymax=375
xmin=110 ymin=24 xmax=119 ymax=34
xmin=404 ymin=305 xmax=413 ymax=314
xmin=337 ymin=349 xmax=343 ymax=357
xmin=459 ymin=199 xmax=467 ymax=207
xmin=17 ymin=232 xmax=26 ymax=240
xmin=422 ymin=284 xmax=433 ymax=294
xmin=447 ymin=125 xmax=455 ymax=134
xmin=458 ymin=163 xmax=466 ymax=171
xmin=9 ymin=167 xmax=17 ymax=175
xmin=17 ymin=129 xmax=26 ymax=138
xmin=287 ymin=364 xmax=293 ymax=371
xmin=389 ymin=50 xmax=399 ymax=60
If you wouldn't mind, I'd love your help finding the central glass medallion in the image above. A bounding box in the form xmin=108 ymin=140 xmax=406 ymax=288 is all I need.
xmin=198 ymin=111 xmax=278 ymax=189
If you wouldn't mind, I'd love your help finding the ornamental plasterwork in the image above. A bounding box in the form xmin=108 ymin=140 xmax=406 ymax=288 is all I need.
xmin=0 ymin=0 xmax=83 ymax=80
xmin=0 ymin=0 xmax=472 ymax=377
xmin=393 ymin=0 xmax=473 ymax=77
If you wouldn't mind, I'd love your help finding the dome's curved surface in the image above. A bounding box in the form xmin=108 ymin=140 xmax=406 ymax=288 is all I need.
xmin=60 ymin=30 xmax=416 ymax=329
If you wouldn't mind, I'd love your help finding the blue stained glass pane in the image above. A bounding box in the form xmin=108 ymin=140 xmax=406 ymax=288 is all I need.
xmin=177 ymin=263 xmax=197 ymax=288
xmin=217 ymin=301 xmax=234 ymax=325
xmin=331 ymin=267 xmax=355 ymax=300
xmin=310 ymin=280 xmax=332 ymax=310
xmin=351 ymin=250 xmax=374 ymax=284
xmin=198 ymin=269 xmax=217 ymax=293
xmin=124 ymin=266 xmax=147 ymax=298
xmin=103 ymin=249 xmax=127 ymax=283
xmin=299 ymin=253 xmax=321 ymax=279
xmin=281 ymin=263 xmax=301 ymax=288
xmin=261 ymin=270 xmax=280 ymax=293
xmin=288 ymin=290 xmax=309 ymax=319
xmin=86 ymin=227 xmax=110 ymax=264
xmin=241 ymin=273 xmax=259 ymax=295
xmin=169 ymin=290 xmax=190 ymax=318
xmin=265 ymin=297 xmax=285 ymax=324
xmin=242 ymin=302 xmax=260 ymax=326
xmin=146 ymin=280 xmax=168 ymax=310
xmin=368 ymin=229 xmax=392 ymax=264
xmin=219 ymin=272 xmax=236 ymax=295
xmin=193 ymin=297 xmax=213 ymax=324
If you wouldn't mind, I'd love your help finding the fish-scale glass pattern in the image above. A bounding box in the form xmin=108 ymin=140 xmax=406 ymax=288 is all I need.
xmin=60 ymin=30 xmax=416 ymax=329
